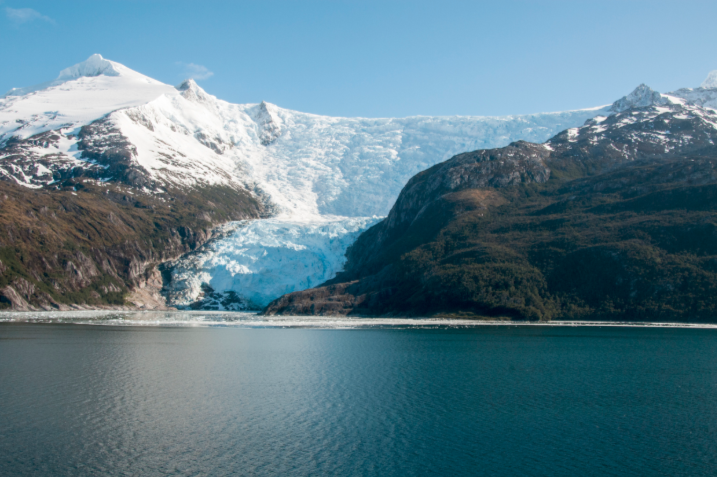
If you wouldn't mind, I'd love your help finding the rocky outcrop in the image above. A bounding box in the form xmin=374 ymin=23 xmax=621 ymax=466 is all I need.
xmin=264 ymin=282 xmax=363 ymax=316
xmin=77 ymin=117 xmax=155 ymax=189
xmin=0 ymin=285 xmax=32 ymax=310
xmin=373 ymin=141 xmax=550 ymax=254
xmin=0 ymin=130 xmax=108 ymax=188
xmin=610 ymin=84 xmax=669 ymax=112
xmin=252 ymin=102 xmax=283 ymax=146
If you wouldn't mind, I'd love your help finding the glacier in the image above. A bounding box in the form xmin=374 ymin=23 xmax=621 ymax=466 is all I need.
xmin=158 ymin=83 xmax=615 ymax=308
xmin=5 ymin=54 xmax=716 ymax=310
xmin=164 ymin=216 xmax=382 ymax=309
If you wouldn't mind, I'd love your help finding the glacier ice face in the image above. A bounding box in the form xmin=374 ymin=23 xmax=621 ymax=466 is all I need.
xmin=150 ymin=84 xmax=615 ymax=308
xmin=157 ymin=99 xmax=612 ymax=307
xmin=166 ymin=217 xmax=382 ymax=309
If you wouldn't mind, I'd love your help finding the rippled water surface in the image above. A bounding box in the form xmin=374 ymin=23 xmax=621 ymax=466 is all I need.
xmin=2 ymin=318 xmax=717 ymax=476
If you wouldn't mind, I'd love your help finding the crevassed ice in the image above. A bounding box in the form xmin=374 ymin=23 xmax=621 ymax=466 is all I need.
xmin=167 ymin=217 xmax=382 ymax=309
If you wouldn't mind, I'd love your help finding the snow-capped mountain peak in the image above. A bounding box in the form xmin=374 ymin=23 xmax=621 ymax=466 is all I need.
xmin=702 ymin=70 xmax=717 ymax=89
xmin=667 ymin=72 xmax=717 ymax=111
xmin=2 ymin=53 xmax=614 ymax=212
xmin=176 ymin=78 xmax=219 ymax=107
xmin=4 ymin=54 xmax=162 ymax=99
xmin=57 ymin=53 xmax=124 ymax=80
xmin=610 ymin=84 xmax=669 ymax=112
xmin=0 ymin=55 xmax=176 ymax=144
xmin=176 ymin=78 xmax=198 ymax=91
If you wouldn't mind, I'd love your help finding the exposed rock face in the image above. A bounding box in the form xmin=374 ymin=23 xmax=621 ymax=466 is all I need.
xmin=126 ymin=268 xmax=169 ymax=310
xmin=0 ymin=130 xmax=106 ymax=188
xmin=265 ymin=98 xmax=717 ymax=321
xmin=0 ymin=285 xmax=33 ymax=311
xmin=383 ymin=142 xmax=551 ymax=237
xmin=77 ymin=117 xmax=155 ymax=189
xmin=0 ymin=114 xmax=164 ymax=191
xmin=252 ymin=101 xmax=283 ymax=146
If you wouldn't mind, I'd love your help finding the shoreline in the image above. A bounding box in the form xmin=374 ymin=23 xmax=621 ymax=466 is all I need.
xmin=2 ymin=310 xmax=717 ymax=329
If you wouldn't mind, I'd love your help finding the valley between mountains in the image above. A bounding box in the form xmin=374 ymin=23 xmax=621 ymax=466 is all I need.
xmin=2 ymin=55 xmax=717 ymax=321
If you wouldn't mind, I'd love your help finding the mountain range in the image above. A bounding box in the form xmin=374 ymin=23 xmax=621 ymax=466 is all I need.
xmin=1 ymin=54 xmax=716 ymax=317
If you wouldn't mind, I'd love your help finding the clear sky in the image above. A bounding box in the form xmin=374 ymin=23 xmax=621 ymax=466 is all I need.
xmin=2 ymin=0 xmax=716 ymax=118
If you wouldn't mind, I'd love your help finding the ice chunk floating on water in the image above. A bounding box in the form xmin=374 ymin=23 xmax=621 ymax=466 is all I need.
xmin=165 ymin=216 xmax=381 ymax=310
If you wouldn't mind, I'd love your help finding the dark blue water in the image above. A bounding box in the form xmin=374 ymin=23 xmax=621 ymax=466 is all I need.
xmin=2 ymin=324 xmax=717 ymax=476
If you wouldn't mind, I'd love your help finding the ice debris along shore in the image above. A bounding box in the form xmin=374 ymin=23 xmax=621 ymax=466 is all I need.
xmin=3 ymin=310 xmax=717 ymax=329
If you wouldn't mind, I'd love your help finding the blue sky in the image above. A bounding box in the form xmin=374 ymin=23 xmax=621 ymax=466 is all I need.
xmin=2 ymin=0 xmax=716 ymax=117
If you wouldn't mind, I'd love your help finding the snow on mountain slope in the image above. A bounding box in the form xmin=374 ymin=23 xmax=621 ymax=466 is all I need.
xmin=91 ymin=75 xmax=613 ymax=218
xmin=0 ymin=57 xmax=252 ymax=191
xmin=702 ymin=71 xmax=717 ymax=89
xmin=1 ymin=55 xmax=175 ymax=142
xmin=668 ymin=71 xmax=717 ymax=112
xmin=1 ymin=54 xmax=615 ymax=217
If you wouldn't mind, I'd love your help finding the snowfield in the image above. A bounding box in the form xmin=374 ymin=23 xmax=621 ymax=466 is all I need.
xmin=1 ymin=54 xmax=612 ymax=216
xmin=1 ymin=54 xmax=176 ymax=140
xmin=4 ymin=55 xmax=716 ymax=309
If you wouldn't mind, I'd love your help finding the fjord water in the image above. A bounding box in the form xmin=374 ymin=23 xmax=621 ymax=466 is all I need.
xmin=2 ymin=324 xmax=717 ymax=476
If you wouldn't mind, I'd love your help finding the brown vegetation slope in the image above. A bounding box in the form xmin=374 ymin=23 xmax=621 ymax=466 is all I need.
xmin=0 ymin=179 xmax=264 ymax=310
